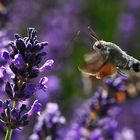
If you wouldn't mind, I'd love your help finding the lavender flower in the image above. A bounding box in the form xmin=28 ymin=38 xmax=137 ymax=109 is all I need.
xmin=0 ymin=99 xmax=41 ymax=129
xmin=29 ymin=102 xmax=66 ymax=140
xmin=117 ymin=0 xmax=140 ymax=52
xmin=5 ymin=28 xmax=53 ymax=101
xmin=64 ymin=76 xmax=134 ymax=140
xmin=0 ymin=28 xmax=54 ymax=140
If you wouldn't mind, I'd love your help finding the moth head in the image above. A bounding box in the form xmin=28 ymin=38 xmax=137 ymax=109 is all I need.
xmin=93 ymin=40 xmax=110 ymax=54
xmin=93 ymin=40 xmax=104 ymax=51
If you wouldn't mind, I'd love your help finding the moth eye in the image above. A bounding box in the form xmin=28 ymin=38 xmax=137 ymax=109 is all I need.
xmin=96 ymin=44 xmax=102 ymax=49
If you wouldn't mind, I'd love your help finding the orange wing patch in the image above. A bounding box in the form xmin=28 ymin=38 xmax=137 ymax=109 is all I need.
xmin=95 ymin=63 xmax=117 ymax=79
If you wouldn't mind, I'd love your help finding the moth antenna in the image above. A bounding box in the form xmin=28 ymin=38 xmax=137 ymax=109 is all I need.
xmin=66 ymin=30 xmax=80 ymax=49
xmin=88 ymin=26 xmax=100 ymax=41
xmin=89 ymin=33 xmax=98 ymax=41
xmin=62 ymin=30 xmax=80 ymax=56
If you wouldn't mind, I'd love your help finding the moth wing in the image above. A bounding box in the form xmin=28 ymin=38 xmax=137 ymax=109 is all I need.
xmin=79 ymin=52 xmax=107 ymax=76
xmin=84 ymin=51 xmax=102 ymax=63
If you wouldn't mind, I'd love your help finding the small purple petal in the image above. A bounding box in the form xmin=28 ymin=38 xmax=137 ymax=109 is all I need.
xmin=39 ymin=59 xmax=54 ymax=73
xmin=0 ymin=100 xmax=4 ymax=113
xmin=2 ymin=51 xmax=10 ymax=60
xmin=38 ymin=77 xmax=48 ymax=91
xmin=28 ymin=100 xmax=42 ymax=116
xmin=12 ymin=54 xmax=25 ymax=69
xmin=0 ymin=66 xmax=6 ymax=78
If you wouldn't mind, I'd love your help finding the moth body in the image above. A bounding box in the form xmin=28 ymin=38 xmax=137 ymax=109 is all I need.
xmin=79 ymin=40 xmax=140 ymax=79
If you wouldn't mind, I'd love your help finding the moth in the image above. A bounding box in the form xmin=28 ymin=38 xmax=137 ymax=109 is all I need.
xmin=79 ymin=27 xmax=140 ymax=79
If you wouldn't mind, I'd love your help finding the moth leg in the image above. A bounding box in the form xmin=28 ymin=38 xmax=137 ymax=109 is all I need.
xmin=117 ymin=68 xmax=128 ymax=79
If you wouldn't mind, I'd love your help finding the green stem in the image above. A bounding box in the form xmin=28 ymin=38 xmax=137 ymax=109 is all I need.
xmin=5 ymin=127 xmax=13 ymax=140
xmin=4 ymin=101 xmax=18 ymax=140
xmin=13 ymin=101 xmax=18 ymax=108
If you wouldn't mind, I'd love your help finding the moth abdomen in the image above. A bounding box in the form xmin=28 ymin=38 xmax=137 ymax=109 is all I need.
xmin=132 ymin=62 xmax=140 ymax=72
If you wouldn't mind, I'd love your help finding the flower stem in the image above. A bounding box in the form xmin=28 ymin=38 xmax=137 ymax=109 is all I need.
xmin=13 ymin=101 xmax=18 ymax=108
xmin=5 ymin=127 xmax=13 ymax=140
xmin=4 ymin=101 xmax=18 ymax=140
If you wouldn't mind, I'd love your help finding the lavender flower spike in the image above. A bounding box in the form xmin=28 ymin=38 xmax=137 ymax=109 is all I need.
xmin=28 ymin=100 xmax=42 ymax=116
xmin=39 ymin=59 xmax=54 ymax=73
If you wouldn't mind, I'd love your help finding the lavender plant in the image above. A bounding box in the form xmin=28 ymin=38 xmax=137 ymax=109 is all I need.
xmin=29 ymin=102 xmax=66 ymax=140
xmin=63 ymin=76 xmax=136 ymax=140
xmin=0 ymin=28 xmax=54 ymax=140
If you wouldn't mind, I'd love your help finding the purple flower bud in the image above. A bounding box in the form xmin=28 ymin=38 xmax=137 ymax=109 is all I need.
xmin=39 ymin=60 xmax=54 ymax=73
xmin=38 ymin=77 xmax=48 ymax=91
xmin=28 ymin=100 xmax=42 ymax=116
xmin=12 ymin=54 xmax=25 ymax=69
xmin=2 ymin=51 xmax=10 ymax=61
xmin=11 ymin=109 xmax=18 ymax=120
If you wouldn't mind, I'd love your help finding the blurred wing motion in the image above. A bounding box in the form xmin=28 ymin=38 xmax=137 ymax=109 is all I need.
xmin=79 ymin=52 xmax=117 ymax=79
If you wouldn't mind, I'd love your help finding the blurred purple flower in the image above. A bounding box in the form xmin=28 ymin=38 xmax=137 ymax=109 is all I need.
xmin=90 ymin=129 xmax=104 ymax=140
xmin=63 ymin=75 xmax=133 ymax=140
xmin=40 ymin=0 xmax=85 ymax=66
xmin=64 ymin=123 xmax=89 ymax=140
xmin=47 ymin=75 xmax=61 ymax=93
xmin=7 ymin=0 xmax=39 ymax=33
xmin=35 ymin=75 xmax=61 ymax=102
xmin=128 ymin=0 xmax=140 ymax=10
xmin=115 ymin=128 xmax=136 ymax=140
xmin=30 ymin=102 xmax=66 ymax=140
xmin=0 ymin=1 xmax=13 ymax=28
xmin=105 ymin=76 xmax=127 ymax=92
xmin=0 ymin=30 xmax=9 ymax=48
xmin=119 ymin=13 xmax=135 ymax=38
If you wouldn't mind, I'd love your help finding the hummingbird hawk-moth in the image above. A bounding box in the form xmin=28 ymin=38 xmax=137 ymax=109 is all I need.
xmin=79 ymin=27 xmax=140 ymax=79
